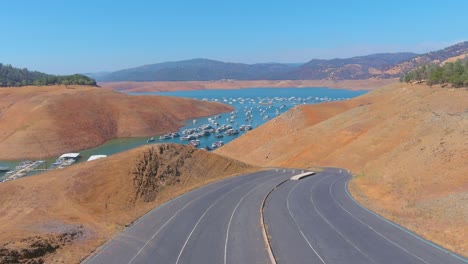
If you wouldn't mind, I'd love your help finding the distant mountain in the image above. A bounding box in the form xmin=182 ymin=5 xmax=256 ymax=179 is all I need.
xmin=92 ymin=42 xmax=468 ymax=82
xmin=380 ymin=41 xmax=468 ymax=77
xmin=82 ymin=71 xmax=111 ymax=80
xmin=96 ymin=59 xmax=295 ymax=82
xmin=288 ymin=52 xmax=418 ymax=80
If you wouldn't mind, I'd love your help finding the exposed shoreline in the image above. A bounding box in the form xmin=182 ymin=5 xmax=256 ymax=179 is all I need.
xmin=0 ymin=85 xmax=232 ymax=160
xmin=99 ymin=79 xmax=398 ymax=92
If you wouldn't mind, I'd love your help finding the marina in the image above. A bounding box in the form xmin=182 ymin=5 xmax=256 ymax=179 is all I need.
xmin=141 ymin=87 xmax=366 ymax=151
xmin=2 ymin=160 xmax=45 ymax=182
xmin=0 ymin=87 xmax=367 ymax=182
xmin=1 ymin=153 xmax=88 ymax=182
xmin=49 ymin=153 xmax=81 ymax=170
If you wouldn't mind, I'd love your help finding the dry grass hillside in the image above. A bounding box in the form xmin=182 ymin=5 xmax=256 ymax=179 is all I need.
xmin=100 ymin=79 xmax=396 ymax=92
xmin=216 ymin=83 xmax=468 ymax=256
xmin=0 ymin=143 xmax=257 ymax=263
xmin=0 ymin=85 xmax=231 ymax=160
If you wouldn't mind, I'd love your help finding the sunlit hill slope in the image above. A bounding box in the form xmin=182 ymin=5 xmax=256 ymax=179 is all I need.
xmin=216 ymin=83 xmax=468 ymax=256
xmin=0 ymin=85 xmax=232 ymax=160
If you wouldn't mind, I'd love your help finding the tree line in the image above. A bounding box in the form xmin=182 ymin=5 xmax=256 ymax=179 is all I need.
xmin=0 ymin=63 xmax=96 ymax=87
xmin=400 ymin=58 xmax=468 ymax=87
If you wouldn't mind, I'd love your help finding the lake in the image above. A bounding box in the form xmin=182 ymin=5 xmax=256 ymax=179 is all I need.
xmin=0 ymin=87 xmax=367 ymax=180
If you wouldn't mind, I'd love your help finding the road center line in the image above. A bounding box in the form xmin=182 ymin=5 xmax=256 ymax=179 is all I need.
xmin=286 ymin=179 xmax=326 ymax=264
xmin=175 ymin=174 xmax=270 ymax=264
xmin=224 ymin=174 xmax=283 ymax=264
xmin=127 ymin=179 xmax=236 ymax=264
xmin=307 ymin=173 xmax=377 ymax=263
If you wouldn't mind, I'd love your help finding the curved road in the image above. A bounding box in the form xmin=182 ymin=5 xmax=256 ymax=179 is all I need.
xmin=84 ymin=168 xmax=467 ymax=264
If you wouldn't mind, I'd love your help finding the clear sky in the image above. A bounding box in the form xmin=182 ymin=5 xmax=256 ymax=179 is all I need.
xmin=1 ymin=0 xmax=467 ymax=74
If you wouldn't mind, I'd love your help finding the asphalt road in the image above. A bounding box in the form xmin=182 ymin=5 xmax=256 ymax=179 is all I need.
xmin=264 ymin=168 xmax=467 ymax=264
xmin=84 ymin=168 xmax=468 ymax=264
xmin=84 ymin=169 xmax=296 ymax=264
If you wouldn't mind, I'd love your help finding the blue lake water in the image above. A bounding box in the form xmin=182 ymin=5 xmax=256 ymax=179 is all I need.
xmin=0 ymin=87 xmax=366 ymax=180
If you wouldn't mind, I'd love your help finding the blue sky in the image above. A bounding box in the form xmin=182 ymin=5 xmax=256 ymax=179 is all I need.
xmin=1 ymin=0 xmax=466 ymax=74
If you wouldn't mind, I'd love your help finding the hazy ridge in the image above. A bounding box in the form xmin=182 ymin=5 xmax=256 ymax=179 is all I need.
xmin=93 ymin=41 xmax=467 ymax=82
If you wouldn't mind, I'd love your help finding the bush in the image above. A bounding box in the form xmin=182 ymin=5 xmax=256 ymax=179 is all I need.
xmin=0 ymin=63 xmax=96 ymax=87
xmin=400 ymin=58 xmax=468 ymax=88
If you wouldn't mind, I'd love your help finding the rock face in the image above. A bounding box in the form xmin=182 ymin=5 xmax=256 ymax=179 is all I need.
xmin=0 ymin=228 xmax=84 ymax=264
xmin=132 ymin=145 xmax=192 ymax=202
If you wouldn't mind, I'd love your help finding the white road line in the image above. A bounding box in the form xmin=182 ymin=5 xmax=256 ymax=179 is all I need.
xmin=330 ymin=175 xmax=430 ymax=264
xmin=308 ymin=174 xmax=377 ymax=263
xmin=343 ymin=177 xmax=468 ymax=263
xmin=175 ymin=177 xmax=262 ymax=264
xmin=286 ymin=181 xmax=326 ymax=264
xmin=127 ymin=180 xmax=235 ymax=264
xmin=224 ymin=177 xmax=278 ymax=264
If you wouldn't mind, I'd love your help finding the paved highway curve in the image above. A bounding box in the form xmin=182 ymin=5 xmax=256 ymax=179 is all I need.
xmin=84 ymin=168 xmax=467 ymax=264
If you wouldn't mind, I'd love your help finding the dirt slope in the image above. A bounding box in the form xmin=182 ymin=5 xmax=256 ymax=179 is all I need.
xmin=0 ymin=143 xmax=257 ymax=263
xmin=216 ymin=83 xmax=468 ymax=256
xmin=100 ymin=79 xmax=397 ymax=92
xmin=0 ymin=85 xmax=232 ymax=160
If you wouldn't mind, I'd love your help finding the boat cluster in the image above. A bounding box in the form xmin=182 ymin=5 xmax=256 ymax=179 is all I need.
xmin=146 ymin=94 xmax=352 ymax=151
xmin=178 ymin=122 xmax=237 ymax=140
xmin=203 ymin=95 xmax=349 ymax=106
xmin=2 ymin=160 xmax=45 ymax=182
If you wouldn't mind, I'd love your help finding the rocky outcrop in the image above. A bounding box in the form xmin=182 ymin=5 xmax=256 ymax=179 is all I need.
xmin=132 ymin=144 xmax=194 ymax=202
xmin=0 ymin=228 xmax=84 ymax=264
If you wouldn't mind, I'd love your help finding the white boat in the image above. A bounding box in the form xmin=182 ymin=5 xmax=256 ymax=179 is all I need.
xmin=211 ymin=141 xmax=224 ymax=149
xmin=159 ymin=134 xmax=171 ymax=140
xmin=190 ymin=140 xmax=200 ymax=147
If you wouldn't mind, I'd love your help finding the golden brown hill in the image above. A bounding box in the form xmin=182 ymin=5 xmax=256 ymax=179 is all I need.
xmin=100 ymin=79 xmax=396 ymax=93
xmin=0 ymin=85 xmax=232 ymax=160
xmin=0 ymin=143 xmax=258 ymax=263
xmin=216 ymin=83 xmax=468 ymax=256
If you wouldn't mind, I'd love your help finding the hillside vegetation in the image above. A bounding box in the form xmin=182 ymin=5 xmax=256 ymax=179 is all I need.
xmin=216 ymin=83 xmax=468 ymax=256
xmin=0 ymin=63 xmax=96 ymax=87
xmin=0 ymin=144 xmax=258 ymax=263
xmin=401 ymin=59 xmax=468 ymax=87
xmin=0 ymin=85 xmax=231 ymax=160
xmin=384 ymin=41 xmax=468 ymax=76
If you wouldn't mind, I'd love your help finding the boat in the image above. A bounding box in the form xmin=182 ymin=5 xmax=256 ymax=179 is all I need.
xmin=204 ymin=146 xmax=212 ymax=151
xmin=189 ymin=139 xmax=200 ymax=147
xmin=225 ymin=129 xmax=239 ymax=136
xmin=159 ymin=134 xmax=171 ymax=140
xmin=211 ymin=141 xmax=224 ymax=149
xmin=49 ymin=153 xmax=80 ymax=170
xmin=0 ymin=166 xmax=9 ymax=172
xmin=147 ymin=137 xmax=155 ymax=143
xmin=239 ymin=125 xmax=253 ymax=131
xmin=259 ymin=100 xmax=273 ymax=105
xmin=181 ymin=135 xmax=196 ymax=141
